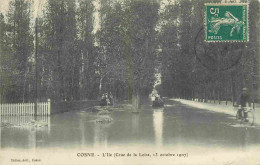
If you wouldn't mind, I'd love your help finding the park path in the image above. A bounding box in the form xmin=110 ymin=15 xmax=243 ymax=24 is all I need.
xmin=172 ymin=98 xmax=260 ymax=125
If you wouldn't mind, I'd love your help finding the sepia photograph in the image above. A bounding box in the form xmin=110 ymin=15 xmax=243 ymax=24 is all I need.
xmin=0 ymin=0 xmax=259 ymax=164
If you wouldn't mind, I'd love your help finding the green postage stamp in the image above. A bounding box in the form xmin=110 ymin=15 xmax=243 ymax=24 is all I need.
xmin=205 ymin=3 xmax=249 ymax=42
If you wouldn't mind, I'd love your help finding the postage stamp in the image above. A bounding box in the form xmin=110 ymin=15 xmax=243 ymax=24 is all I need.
xmin=205 ymin=3 xmax=249 ymax=42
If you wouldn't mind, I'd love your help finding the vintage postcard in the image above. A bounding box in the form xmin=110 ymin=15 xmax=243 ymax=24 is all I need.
xmin=0 ymin=0 xmax=259 ymax=165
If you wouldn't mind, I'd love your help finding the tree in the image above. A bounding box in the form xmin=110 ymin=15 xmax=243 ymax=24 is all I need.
xmin=158 ymin=1 xmax=180 ymax=97
xmin=0 ymin=13 xmax=15 ymax=103
xmin=5 ymin=0 xmax=34 ymax=102
xmin=77 ymin=0 xmax=99 ymax=100
xmin=97 ymin=0 xmax=159 ymax=108
xmin=36 ymin=0 xmax=79 ymax=102
xmin=127 ymin=0 xmax=159 ymax=108
xmin=97 ymin=1 xmax=127 ymax=102
xmin=159 ymin=0 xmax=260 ymax=105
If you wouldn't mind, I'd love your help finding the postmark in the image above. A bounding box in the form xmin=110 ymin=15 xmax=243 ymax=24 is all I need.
xmin=205 ymin=3 xmax=249 ymax=42
xmin=194 ymin=27 xmax=244 ymax=71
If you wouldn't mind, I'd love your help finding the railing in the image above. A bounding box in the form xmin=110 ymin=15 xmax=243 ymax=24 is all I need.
xmin=0 ymin=99 xmax=51 ymax=116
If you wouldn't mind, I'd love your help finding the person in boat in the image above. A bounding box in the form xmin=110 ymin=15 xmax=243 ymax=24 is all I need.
xmin=158 ymin=96 xmax=164 ymax=106
xmin=153 ymin=96 xmax=164 ymax=107
xmin=105 ymin=93 xmax=110 ymax=106
xmin=108 ymin=92 xmax=113 ymax=105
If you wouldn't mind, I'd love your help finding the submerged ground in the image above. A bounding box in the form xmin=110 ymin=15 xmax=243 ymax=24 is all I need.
xmin=1 ymin=99 xmax=260 ymax=150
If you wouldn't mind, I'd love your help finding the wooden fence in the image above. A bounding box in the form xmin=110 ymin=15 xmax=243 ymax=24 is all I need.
xmin=0 ymin=99 xmax=51 ymax=116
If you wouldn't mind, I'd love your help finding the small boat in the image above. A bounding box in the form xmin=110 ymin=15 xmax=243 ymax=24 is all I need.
xmin=152 ymin=96 xmax=164 ymax=108
xmin=152 ymin=99 xmax=164 ymax=108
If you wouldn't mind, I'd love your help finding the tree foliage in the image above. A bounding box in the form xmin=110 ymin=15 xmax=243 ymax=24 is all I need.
xmin=0 ymin=0 xmax=259 ymax=107
xmin=159 ymin=0 xmax=259 ymax=104
xmin=0 ymin=0 xmax=33 ymax=102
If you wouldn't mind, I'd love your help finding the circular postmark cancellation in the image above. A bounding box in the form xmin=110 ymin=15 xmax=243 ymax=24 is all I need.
xmin=205 ymin=3 xmax=249 ymax=42
xmin=195 ymin=27 xmax=245 ymax=71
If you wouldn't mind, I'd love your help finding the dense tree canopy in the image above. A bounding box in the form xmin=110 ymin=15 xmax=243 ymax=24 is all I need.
xmin=159 ymin=0 xmax=259 ymax=105
xmin=1 ymin=0 xmax=33 ymax=103
xmin=0 ymin=0 xmax=259 ymax=107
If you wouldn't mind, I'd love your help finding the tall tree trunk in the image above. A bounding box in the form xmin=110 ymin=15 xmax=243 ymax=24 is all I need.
xmin=132 ymin=92 xmax=141 ymax=111
xmin=99 ymin=76 xmax=103 ymax=98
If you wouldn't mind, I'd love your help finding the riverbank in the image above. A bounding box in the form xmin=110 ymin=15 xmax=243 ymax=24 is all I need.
xmin=51 ymin=100 xmax=100 ymax=114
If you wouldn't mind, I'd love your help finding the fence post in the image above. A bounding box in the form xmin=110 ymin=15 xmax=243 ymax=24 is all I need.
xmin=48 ymin=99 xmax=51 ymax=116
xmin=43 ymin=102 xmax=46 ymax=116
xmin=44 ymin=102 xmax=47 ymax=116
xmin=32 ymin=103 xmax=34 ymax=116
xmin=8 ymin=104 xmax=10 ymax=116
xmin=25 ymin=103 xmax=27 ymax=116
xmin=7 ymin=104 xmax=9 ymax=116
xmin=28 ymin=103 xmax=30 ymax=115
xmin=6 ymin=104 xmax=8 ymax=116
xmin=23 ymin=103 xmax=25 ymax=116
xmin=42 ymin=102 xmax=44 ymax=116
xmin=17 ymin=103 xmax=19 ymax=116
xmin=37 ymin=103 xmax=39 ymax=116
xmin=30 ymin=103 xmax=32 ymax=116
xmin=39 ymin=102 xmax=41 ymax=116
xmin=29 ymin=103 xmax=32 ymax=115
xmin=15 ymin=103 xmax=16 ymax=116
xmin=21 ymin=103 xmax=23 ymax=115
xmin=14 ymin=103 xmax=16 ymax=116
xmin=32 ymin=103 xmax=35 ymax=116
xmin=4 ymin=104 xmax=6 ymax=115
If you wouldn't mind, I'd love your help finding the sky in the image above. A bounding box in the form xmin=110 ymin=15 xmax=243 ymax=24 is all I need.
xmin=0 ymin=0 xmax=174 ymax=16
xmin=0 ymin=0 xmax=101 ymax=32
xmin=0 ymin=0 xmax=47 ymax=17
xmin=0 ymin=0 xmax=172 ymax=34
xmin=0 ymin=0 xmax=255 ymax=32
xmin=0 ymin=0 xmax=11 ymax=14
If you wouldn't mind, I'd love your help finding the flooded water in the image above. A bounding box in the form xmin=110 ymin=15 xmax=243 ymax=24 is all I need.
xmin=1 ymin=100 xmax=260 ymax=150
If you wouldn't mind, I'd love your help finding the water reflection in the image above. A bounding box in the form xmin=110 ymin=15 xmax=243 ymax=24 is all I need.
xmin=242 ymin=128 xmax=250 ymax=151
xmin=79 ymin=114 xmax=86 ymax=148
xmin=93 ymin=120 xmax=111 ymax=148
xmin=1 ymin=102 xmax=260 ymax=150
xmin=132 ymin=113 xmax=140 ymax=141
xmin=78 ymin=112 xmax=94 ymax=148
xmin=153 ymin=109 xmax=164 ymax=147
xmin=28 ymin=128 xmax=36 ymax=149
xmin=0 ymin=115 xmax=50 ymax=149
